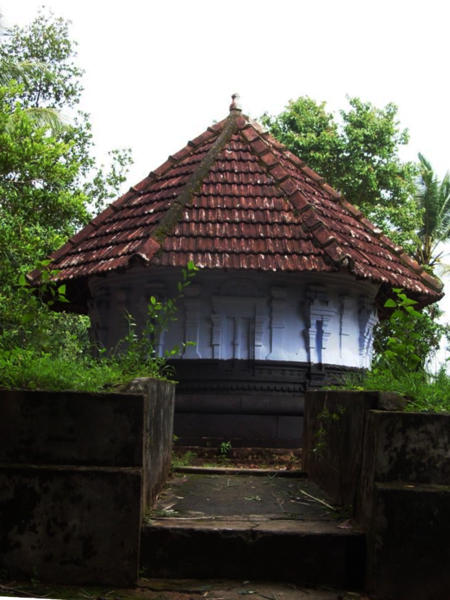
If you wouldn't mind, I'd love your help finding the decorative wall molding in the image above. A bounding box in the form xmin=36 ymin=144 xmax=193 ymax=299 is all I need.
xmin=87 ymin=268 xmax=381 ymax=369
xmin=211 ymin=295 xmax=267 ymax=360
xmin=217 ymin=277 xmax=262 ymax=297
xmin=170 ymin=358 xmax=360 ymax=396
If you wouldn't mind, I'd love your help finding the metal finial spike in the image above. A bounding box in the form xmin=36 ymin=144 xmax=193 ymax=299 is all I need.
xmin=229 ymin=93 xmax=242 ymax=111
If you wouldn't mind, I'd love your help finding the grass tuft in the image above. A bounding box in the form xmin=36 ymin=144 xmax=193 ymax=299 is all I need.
xmin=335 ymin=366 xmax=450 ymax=413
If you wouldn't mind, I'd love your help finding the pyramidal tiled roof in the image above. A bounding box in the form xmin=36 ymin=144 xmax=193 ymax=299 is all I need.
xmin=32 ymin=96 xmax=443 ymax=310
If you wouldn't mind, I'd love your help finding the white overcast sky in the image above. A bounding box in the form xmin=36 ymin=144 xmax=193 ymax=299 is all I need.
xmin=2 ymin=0 xmax=450 ymax=341
xmin=2 ymin=0 xmax=450 ymax=184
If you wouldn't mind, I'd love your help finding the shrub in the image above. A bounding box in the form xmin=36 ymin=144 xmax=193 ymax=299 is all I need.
xmin=0 ymin=261 xmax=198 ymax=391
xmin=337 ymin=288 xmax=450 ymax=413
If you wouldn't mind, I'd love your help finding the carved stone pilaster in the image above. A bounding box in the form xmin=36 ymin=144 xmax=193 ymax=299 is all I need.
xmin=88 ymin=287 xmax=110 ymax=350
xmin=358 ymin=296 xmax=378 ymax=367
xmin=211 ymin=314 xmax=223 ymax=359
xmin=184 ymin=284 xmax=202 ymax=358
xmin=254 ymin=315 xmax=265 ymax=360
xmin=137 ymin=283 xmax=167 ymax=357
xmin=304 ymin=286 xmax=337 ymax=364
xmin=115 ymin=287 xmax=131 ymax=343
xmin=212 ymin=294 xmax=267 ymax=361
xmin=339 ymin=294 xmax=353 ymax=358
xmin=267 ymin=287 xmax=287 ymax=360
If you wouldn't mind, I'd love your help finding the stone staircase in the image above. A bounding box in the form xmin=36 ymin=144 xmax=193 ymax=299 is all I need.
xmin=139 ymin=470 xmax=365 ymax=588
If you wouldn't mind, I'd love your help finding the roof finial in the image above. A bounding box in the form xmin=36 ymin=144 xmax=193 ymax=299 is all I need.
xmin=229 ymin=93 xmax=242 ymax=112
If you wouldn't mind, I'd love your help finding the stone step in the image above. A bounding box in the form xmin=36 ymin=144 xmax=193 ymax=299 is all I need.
xmin=140 ymin=518 xmax=365 ymax=586
xmin=140 ymin=472 xmax=365 ymax=588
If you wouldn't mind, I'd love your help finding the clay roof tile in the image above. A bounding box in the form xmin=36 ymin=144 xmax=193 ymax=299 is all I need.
xmin=35 ymin=95 xmax=443 ymax=310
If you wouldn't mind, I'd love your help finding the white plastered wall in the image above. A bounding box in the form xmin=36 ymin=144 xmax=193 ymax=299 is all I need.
xmin=88 ymin=267 xmax=379 ymax=368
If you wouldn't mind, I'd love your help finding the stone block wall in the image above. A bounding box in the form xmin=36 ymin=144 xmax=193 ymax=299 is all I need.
xmin=0 ymin=382 xmax=174 ymax=586
xmin=303 ymin=391 xmax=450 ymax=600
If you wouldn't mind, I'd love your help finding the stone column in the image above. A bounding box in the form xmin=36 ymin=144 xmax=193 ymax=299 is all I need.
xmin=183 ymin=284 xmax=202 ymax=358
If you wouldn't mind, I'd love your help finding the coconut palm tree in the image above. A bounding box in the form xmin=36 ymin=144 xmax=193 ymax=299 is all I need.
xmin=0 ymin=11 xmax=65 ymax=132
xmin=414 ymin=153 xmax=450 ymax=275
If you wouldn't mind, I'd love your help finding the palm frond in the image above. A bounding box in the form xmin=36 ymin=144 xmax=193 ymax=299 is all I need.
xmin=434 ymin=262 xmax=450 ymax=279
xmin=0 ymin=58 xmax=67 ymax=132
xmin=5 ymin=105 xmax=68 ymax=134
xmin=0 ymin=58 xmax=57 ymax=87
xmin=416 ymin=153 xmax=440 ymax=237
xmin=435 ymin=171 xmax=450 ymax=238
xmin=23 ymin=106 xmax=68 ymax=132
xmin=414 ymin=154 xmax=450 ymax=267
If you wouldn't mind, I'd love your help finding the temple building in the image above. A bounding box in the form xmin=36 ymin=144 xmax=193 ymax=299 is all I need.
xmin=30 ymin=95 xmax=443 ymax=447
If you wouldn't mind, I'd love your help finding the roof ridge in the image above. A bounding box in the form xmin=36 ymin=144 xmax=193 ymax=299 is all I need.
xmin=149 ymin=109 xmax=241 ymax=247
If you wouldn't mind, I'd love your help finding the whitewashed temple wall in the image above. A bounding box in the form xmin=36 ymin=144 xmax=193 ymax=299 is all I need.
xmin=88 ymin=267 xmax=379 ymax=368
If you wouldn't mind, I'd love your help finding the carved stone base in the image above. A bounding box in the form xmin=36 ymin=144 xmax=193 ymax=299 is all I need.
xmin=169 ymin=360 xmax=360 ymax=448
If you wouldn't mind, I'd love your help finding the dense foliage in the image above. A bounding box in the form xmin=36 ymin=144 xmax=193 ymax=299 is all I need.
xmin=0 ymin=261 xmax=198 ymax=391
xmin=262 ymin=96 xmax=420 ymax=249
xmin=339 ymin=289 xmax=450 ymax=412
xmin=0 ymin=10 xmax=83 ymax=110
xmin=0 ymin=10 xmax=131 ymax=274
xmin=0 ymin=9 xmax=131 ymax=360
xmin=0 ymin=84 xmax=89 ymax=309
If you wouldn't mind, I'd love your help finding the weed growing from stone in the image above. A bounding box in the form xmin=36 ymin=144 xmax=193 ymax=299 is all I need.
xmin=219 ymin=440 xmax=232 ymax=456
xmin=171 ymin=450 xmax=198 ymax=468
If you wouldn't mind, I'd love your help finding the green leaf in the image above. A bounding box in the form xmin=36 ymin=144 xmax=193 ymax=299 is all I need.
xmin=391 ymin=310 xmax=404 ymax=320
xmin=38 ymin=259 xmax=52 ymax=268
xmin=401 ymin=298 xmax=418 ymax=307
xmin=384 ymin=298 xmax=397 ymax=308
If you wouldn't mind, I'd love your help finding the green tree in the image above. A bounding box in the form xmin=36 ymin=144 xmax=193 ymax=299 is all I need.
xmin=0 ymin=8 xmax=132 ymax=218
xmin=0 ymin=11 xmax=63 ymax=130
xmin=0 ymin=83 xmax=90 ymax=345
xmin=373 ymin=290 xmax=449 ymax=372
xmin=0 ymin=83 xmax=89 ymax=283
xmin=262 ymin=96 xmax=420 ymax=248
xmin=0 ymin=9 xmax=83 ymax=110
xmin=413 ymin=153 xmax=450 ymax=273
xmin=0 ymin=9 xmax=131 ymax=350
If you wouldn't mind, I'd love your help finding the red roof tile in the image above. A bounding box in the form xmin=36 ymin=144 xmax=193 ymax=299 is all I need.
xmin=33 ymin=100 xmax=443 ymax=311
